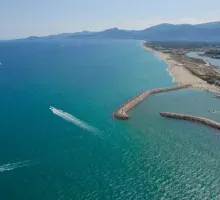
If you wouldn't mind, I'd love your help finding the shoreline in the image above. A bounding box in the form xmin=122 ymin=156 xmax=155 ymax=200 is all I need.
xmin=143 ymin=42 xmax=220 ymax=94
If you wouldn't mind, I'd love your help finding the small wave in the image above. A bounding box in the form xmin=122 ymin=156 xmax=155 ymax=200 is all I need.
xmin=166 ymin=66 xmax=175 ymax=83
xmin=0 ymin=160 xmax=32 ymax=173
xmin=50 ymin=106 xmax=100 ymax=135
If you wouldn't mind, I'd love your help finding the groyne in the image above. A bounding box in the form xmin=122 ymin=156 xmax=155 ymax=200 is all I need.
xmin=113 ymin=85 xmax=190 ymax=120
xmin=160 ymin=112 xmax=220 ymax=130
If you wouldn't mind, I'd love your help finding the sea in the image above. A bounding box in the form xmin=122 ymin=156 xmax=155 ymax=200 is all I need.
xmin=0 ymin=39 xmax=220 ymax=200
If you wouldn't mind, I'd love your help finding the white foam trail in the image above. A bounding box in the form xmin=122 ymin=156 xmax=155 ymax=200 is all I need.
xmin=0 ymin=160 xmax=31 ymax=173
xmin=50 ymin=106 xmax=100 ymax=135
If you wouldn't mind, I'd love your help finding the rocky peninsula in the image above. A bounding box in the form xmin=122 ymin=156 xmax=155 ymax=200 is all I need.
xmin=113 ymin=85 xmax=190 ymax=120
xmin=160 ymin=112 xmax=220 ymax=130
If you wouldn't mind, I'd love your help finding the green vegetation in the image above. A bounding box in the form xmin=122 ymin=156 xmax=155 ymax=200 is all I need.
xmin=204 ymin=50 xmax=220 ymax=59
xmin=147 ymin=41 xmax=220 ymax=49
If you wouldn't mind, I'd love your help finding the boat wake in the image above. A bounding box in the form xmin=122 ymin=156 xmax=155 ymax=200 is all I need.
xmin=50 ymin=106 xmax=100 ymax=135
xmin=0 ymin=160 xmax=32 ymax=173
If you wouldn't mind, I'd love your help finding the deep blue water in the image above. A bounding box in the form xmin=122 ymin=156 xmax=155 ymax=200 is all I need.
xmin=0 ymin=39 xmax=220 ymax=200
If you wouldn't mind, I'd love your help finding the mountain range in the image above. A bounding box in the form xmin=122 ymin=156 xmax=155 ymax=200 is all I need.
xmin=26 ymin=21 xmax=220 ymax=42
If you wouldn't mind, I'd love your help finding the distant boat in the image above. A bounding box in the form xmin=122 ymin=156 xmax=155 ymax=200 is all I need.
xmin=208 ymin=110 xmax=217 ymax=113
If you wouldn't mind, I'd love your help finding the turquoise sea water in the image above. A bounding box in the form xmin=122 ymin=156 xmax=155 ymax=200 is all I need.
xmin=0 ymin=39 xmax=220 ymax=199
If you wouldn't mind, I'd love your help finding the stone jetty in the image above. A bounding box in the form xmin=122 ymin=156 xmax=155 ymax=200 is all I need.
xmin=160 ymin=112 xmax=220 ymax=130
xmin=113 ymin=85 xmax=190 ymax=120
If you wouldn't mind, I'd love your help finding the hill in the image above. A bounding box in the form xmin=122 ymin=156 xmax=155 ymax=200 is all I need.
xmin=23 ymin=21 xmax=220 ymax=42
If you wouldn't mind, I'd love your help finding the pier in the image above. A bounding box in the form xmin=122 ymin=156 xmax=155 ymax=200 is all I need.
xmin=160 ymin=112 xmax=220 ymax=130
xmin=113 ymin=85 xmax=190 ymax=120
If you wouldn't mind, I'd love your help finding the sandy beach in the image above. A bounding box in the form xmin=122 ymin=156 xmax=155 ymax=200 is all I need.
xmin=143 ymin=44 xmax=220 ymax=94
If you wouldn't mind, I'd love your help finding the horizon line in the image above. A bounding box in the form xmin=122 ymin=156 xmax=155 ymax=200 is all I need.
xmin=1 ymin=20 xmax=220 ymax=41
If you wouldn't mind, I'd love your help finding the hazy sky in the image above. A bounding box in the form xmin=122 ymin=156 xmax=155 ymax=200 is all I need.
xmin=1 ymin=0 xmax=220 ymax=39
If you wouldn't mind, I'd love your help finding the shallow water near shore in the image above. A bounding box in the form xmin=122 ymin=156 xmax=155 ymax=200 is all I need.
xmin=0 ymin=39 xmax=220 ymax=199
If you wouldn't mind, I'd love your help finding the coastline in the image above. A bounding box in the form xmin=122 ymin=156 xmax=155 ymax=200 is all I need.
xmin=143 ymin=43 xmax=220 ymax=94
